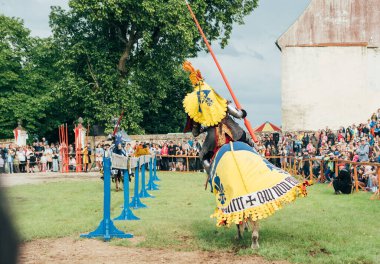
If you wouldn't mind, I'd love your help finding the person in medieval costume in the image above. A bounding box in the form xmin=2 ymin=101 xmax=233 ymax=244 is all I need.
xmin=82 ymin=146 xmax=89 ymax=172
xmin=182 ymin=61 xmax=255 ymax=175
xmin=182 ymin=61 xmax=307 ymax=234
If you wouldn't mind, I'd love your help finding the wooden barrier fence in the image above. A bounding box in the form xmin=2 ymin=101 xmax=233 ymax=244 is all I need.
xmin=156 ymin=155 xmax=201 ymax=172
xmin=266 ymin=155 xmax=380 ymax=199
xmin=57 ymin=152 xmax=380 ymax=200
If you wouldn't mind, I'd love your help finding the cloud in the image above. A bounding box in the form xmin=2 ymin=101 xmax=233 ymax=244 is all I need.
xmin=250 ymin=50 xmax=264 ymax=61
xmin=211 ymin=45 xmax=265 ymax=61
xmin=0 ymin=0 xmax=68 ymax=37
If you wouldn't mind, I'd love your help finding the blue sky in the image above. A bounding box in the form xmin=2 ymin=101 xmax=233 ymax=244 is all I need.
xmin=0 ymin=0 xmax=311 ymax=127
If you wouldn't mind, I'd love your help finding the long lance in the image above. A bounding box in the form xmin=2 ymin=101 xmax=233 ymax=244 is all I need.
xmin=112 ymin=110 xmax=124 ymax=136
xmin=184 ymin=0 xmax=258 ymax=142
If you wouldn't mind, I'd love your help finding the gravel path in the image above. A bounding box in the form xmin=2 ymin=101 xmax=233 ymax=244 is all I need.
xmin=0 ymin=172 xmax=99 ymax=187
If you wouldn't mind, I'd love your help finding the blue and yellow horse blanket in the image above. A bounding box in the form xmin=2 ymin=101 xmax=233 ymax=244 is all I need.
xmin=209 ymin=142 xmax=305 ymax=226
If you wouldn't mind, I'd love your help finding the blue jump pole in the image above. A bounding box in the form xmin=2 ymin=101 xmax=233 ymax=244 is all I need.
xmin=139 ymin=156 xmax=154 ymax=198
xmin=80 ymin=157 xmax=133 ymax=241
xmin=153 ymin=156 xmax=161 ymax=181
xmin=129 ymin=160 xmax=147 ymax=209
xmin=114 ymin=169 xmax=140 ymax=221
xmin=146 ymin=157 xmax=159 ymax=191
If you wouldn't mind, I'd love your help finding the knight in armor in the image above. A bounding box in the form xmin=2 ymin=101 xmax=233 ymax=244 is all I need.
xmin=182 ymin=61 xmax=255 ymax=175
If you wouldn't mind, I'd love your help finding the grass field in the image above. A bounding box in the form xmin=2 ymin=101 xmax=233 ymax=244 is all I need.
xmin=5 ymin=172 xmax=380 ymax=264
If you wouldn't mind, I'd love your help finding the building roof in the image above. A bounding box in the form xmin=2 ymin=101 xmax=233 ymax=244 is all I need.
xmin=276 ymin=0 xmax=380 ymax=50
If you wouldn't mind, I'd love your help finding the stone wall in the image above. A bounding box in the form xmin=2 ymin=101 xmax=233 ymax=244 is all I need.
xmin=0 ymin=139 xmax=13 ymax=145
xmin=89 ymin=133 xmax=205 ymax=147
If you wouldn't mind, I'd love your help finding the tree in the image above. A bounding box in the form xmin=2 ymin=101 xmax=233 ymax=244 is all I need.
xmin=48 ymin=0 xmax=258 ymax=134
xmin=0 ymin=15 xmax=59 ymax=139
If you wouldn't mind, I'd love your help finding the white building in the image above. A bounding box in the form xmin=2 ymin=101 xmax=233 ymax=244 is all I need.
xmin=277 ymin=0 xmax=380 ymax=131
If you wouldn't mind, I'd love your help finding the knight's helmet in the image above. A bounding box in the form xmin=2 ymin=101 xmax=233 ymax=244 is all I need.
xmin=182 ymin=61 xmax=228 ymax=127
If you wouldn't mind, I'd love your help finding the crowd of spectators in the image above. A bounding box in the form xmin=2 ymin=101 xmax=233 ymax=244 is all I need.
xmin=0 ymin=110 xmax=379 ymax=194
xmin=0 ymin=138 xmax=204 ymax=174
xmin=110 ymin=139 xmax=204 ymax=172
xmin=155 ymin=138 xmax=203 ymax=172
xmin=93 ymin=139 xmax=204 ymax=172
xmin=0 ymin=138 xmax=60 ymax=174
xmin=254 ymin=110 xmax=380 ymax=193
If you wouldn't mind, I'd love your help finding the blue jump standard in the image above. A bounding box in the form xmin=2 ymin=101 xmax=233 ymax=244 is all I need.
xmin=146 ymin=157 xmax=159 ymax=191
xmin=139 ymin=159 xmax=154 ymax=198
xmin=152 ymin=157 xmax=161 ymax=181
xmin=80 ymin=157 xmax=133 ymax=241
xmin=114 ymin=169 xmax=140 ymax=221
xmin=129 ymin=162 xmax=147 ymax=209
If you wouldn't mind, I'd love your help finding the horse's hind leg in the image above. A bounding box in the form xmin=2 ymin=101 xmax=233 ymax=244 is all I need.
xmin=235 ymin=223 xmax=244 ymax=240
xmin=249 ymin=219 xmax=259 ymax=249
xmin=244 ymin=221 xmax=249 ymax=231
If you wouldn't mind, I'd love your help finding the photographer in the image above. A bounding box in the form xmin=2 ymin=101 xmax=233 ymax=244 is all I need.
xmin=333 ymin=164 xmax=352 ymax=194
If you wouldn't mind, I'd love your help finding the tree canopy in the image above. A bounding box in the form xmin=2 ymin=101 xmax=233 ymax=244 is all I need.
xmin=0 ymin=15 xmax=60 ymax=139
xmin=0 ymin=0 xmax=258 ymax=141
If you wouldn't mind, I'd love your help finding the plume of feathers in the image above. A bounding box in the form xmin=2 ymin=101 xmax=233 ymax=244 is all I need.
xmin=183 ymin=61 xmax=203 ymax=86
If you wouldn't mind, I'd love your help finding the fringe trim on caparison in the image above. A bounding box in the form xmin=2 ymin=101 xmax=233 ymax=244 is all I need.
xmin=211 ymin=183 xmax=307 ymax=227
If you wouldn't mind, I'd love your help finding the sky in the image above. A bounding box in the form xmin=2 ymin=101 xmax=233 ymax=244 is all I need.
xmin=0 ymin=0 xmax=311 ymax=127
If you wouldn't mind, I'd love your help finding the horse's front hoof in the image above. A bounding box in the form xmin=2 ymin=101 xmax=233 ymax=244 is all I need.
xmin=251 ymin=235 xmax=259 ymax=249
xmin=251 ymin=242 xmax=259 ymax=249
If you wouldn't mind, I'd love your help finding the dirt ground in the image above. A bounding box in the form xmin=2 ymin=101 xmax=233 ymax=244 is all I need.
xmin=0 ymin=172 xmax=99 ymax=187
xmin=20 ymin=237 xmax=289 ymax=264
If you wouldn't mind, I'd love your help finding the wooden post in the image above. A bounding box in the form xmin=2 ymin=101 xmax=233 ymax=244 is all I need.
xmin=65 ymin=123 xmax=69 ymax=172
xmin=283 ymin=157 xmax=287 ymax=172
xmin=353 ymin=165 xmax=359 ymax=193
xmin=370 ymin=166 xmax=380 ymax=200
xmin=299 ymin=159 xmax=302 ymax=178
xmin=378 ymin=167 xmax=380 ymax=194
xmin=285 ymin=157 xmax=289 ymax=172
xmin=320 ymin=159 xmax=324 ymax=182
xmin=310 ymin=159 xmax=314 ymax=183
xmin=186 ymin=156 xmax=189 ymax=172
xmin=86 ymin=122 xmax=90 ymax=146
xmin=58 ymin=125 xmax=61 ymax=172
xmin=58 ymin=125 xmax=61 ymax=144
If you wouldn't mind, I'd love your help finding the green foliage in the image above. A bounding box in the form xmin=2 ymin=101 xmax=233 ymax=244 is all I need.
xmin=48 ymin=0 xmax=258 ymax=134
xmin=0 ymin=0 xmax=258 ymax=138
xmin=6 ymin=173 xmax=380 ymax=264
xmin=0 ymin=15 xmax=59 ymax=139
